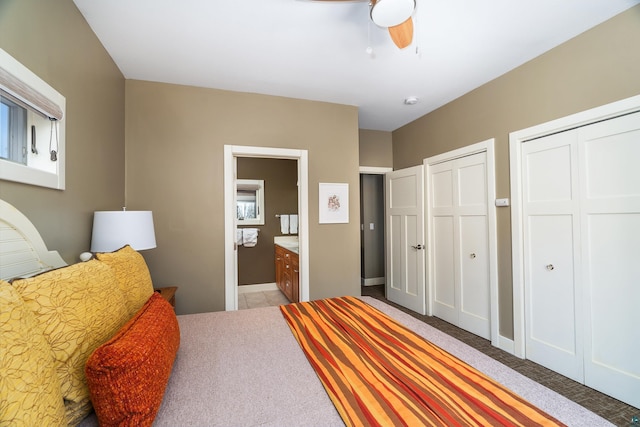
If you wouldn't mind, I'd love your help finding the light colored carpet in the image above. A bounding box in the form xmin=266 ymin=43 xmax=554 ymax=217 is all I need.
xmin=364 ymin=298 xmax=613 ymax=427
xmin=81 ymin=297 xmax=612 ymax=426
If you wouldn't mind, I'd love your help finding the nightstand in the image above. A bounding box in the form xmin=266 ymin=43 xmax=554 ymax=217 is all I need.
xmin=155 ymin=286 xmax=177 ymax=308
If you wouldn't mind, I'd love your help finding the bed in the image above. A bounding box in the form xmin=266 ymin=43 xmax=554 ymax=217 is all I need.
xmin=0 ymin=199 xmax=66 ymax=281
xmin=0 ymin=199 xmax=613 ymax=426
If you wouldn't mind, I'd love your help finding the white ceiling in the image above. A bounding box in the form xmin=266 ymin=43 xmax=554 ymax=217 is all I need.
xmin=72 ymin=0 xmax=639 ymax=131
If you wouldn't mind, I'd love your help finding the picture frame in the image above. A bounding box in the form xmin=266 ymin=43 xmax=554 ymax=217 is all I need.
xmin=319 ymin=183 xmax=349 ymax=224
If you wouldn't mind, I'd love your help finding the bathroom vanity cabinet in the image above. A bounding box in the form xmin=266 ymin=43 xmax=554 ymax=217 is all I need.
xmin=275 ymin=244 xmax=299 ymax=303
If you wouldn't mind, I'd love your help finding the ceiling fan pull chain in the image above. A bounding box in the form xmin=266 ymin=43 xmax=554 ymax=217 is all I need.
xmin=414 ymin=8 xmax=420 ymax=56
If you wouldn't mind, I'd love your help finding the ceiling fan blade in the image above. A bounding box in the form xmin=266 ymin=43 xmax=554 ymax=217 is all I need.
xmin=388 ymin=17 xmax=413 ymax=49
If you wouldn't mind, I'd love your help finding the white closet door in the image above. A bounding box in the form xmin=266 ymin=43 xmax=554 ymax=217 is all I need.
xmin=430 ymin=161 xmax=457 ymax=324
xmin=521 ymin=110 xmax=640 ymax=407
xmin=430 ymin=152 xmax=490 ymax=339
xmin=579 ymin=111 xmax=640 ymax=408
xmin=457 ymin=153 xmax=490 ymax=339
xmin=522 ymin=131 xmax=584 ymax=382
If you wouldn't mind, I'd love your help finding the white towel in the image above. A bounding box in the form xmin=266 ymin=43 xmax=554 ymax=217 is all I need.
xmin=236 ymin=229 xmax=243 ymax=246
xmin=280 ymin=215 xmax=289 ymax=234
xmin=289 ymin=214 xmax=298 ymax=234
xmin=242 ymin=228 xmax=259 ymax=247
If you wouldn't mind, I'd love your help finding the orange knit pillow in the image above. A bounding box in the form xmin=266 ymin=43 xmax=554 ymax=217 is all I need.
xmin=85 ymin=293 xmax=180 ymax=427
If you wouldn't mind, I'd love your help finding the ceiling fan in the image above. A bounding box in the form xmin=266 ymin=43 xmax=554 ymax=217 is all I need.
xmin=318 ymin=0 xmax=416 ymax=49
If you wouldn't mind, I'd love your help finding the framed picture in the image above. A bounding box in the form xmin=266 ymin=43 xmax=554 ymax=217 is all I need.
xmin=319 ymin=183 xmax=349 ymax=224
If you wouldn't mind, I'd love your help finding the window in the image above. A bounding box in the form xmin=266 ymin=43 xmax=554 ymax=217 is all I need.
xmin=1 ymin=94 xmax=58 ymax=173
xmin=236 ymin=179 xmax=265 ymax=225
xmin=0 ymin=96 xmax=27 ymax=164
xmin=0 ymin=48 xmax=65 ymax=190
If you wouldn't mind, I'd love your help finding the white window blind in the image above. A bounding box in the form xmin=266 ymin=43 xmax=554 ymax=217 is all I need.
xmin=0 ymin=65 xmax=63 ymax=121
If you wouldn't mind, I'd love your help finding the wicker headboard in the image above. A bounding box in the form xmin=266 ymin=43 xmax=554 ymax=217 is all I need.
xmin=0 ymin=199 xmax=67 ymax=280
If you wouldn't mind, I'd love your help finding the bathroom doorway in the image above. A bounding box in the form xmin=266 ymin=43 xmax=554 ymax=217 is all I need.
xmin=236 ymin=157 xmax=298 ymax=308
xmin=224 ymin=145 xmax=309 ymax=311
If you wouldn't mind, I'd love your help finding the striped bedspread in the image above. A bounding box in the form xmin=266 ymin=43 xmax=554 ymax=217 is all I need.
xmin=280 ymin=296 xmax=565 ymax=427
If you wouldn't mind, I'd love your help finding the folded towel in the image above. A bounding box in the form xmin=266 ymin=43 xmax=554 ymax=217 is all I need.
xmin=236 ymin=229 xmax=243 ymax=247
xmin=289 ymin=214 xmax=298 ymax=234
xmin=242 ymin=228 xmax=259 ymax=247
xmin=280 ymin=215 xmax=289 ymax=234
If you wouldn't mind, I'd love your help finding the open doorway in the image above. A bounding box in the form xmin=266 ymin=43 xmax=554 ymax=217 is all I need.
xmin=359 ymin=167 xmax=392 ymax=298
xmin=236 ymin=157 xmax=298 ymax=308
xmin=224 ymin=145 xmax=309 ymax=311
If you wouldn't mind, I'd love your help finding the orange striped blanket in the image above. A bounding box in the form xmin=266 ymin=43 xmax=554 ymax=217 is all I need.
xmin=280 ymin=296 xmax=565 ymax=427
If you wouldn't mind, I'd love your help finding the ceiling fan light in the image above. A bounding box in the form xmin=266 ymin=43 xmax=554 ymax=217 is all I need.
xmin=370 ymin=0 xmax=416 ymax=28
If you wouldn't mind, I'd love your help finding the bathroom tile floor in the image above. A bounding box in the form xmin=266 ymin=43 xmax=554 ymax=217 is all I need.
xmin=238 ymin=289 xmax=289 ymax=310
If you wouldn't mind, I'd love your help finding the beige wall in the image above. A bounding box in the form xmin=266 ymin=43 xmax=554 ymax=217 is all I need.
xmin=0 ymin=0 xmax=125 ymax=263
xmin=237 ymin=158 xmax=298 ymax=286
xmin=125 ymin=80 xmax=361 ymax=314
xmin=392 ymin=6 xmax=640 ymax=339
xmin=359 ymin=129 xmax=393 ymax=167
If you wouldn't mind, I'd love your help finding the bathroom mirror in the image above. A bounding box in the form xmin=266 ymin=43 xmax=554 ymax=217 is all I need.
xmin=237 ymin=179 xmax=264 ymax=225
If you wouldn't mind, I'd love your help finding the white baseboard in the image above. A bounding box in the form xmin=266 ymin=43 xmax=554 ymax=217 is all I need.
xmin=238 ymin=282 xmax=278 ymax=294
xmin=361 ymin=277 xmax=385 ymax=286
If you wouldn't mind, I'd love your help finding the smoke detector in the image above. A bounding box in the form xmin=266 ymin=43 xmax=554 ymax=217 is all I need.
xmin=404 ymin=96 xmax=419 ymax=105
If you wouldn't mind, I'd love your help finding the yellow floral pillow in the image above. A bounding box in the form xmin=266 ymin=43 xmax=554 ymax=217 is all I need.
xmin=11 ymin=260 xmax=130 ymax=408
xmin=96 ymin=245 xmax=155 ymax=316
xmin=0 ymin=279 xmax=66 ymax=427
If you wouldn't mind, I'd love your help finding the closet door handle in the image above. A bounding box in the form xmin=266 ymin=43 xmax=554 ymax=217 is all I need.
xmin=411 ymin=244 xmax=424 ymax=250
xmin=470 ymin=253 xmax=477 ymax=259
xmin=546 ymin=264 xmax=555 ymax=271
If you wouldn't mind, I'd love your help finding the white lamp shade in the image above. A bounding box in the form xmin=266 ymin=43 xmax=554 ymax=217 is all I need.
xmin=90 ymin=211 xmax=156 ymax=252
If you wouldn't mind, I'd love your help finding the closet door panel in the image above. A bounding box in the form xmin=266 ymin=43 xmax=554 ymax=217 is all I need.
xmin=517 ymin=107 xmax=640 ymax=408
xmin=432 ymin=216 xmax=457 ymax=324
xmin=584 ymin=213 xmax=640 ymax=408
xmin=457 ymin=153 xmax=490 ymax=339
xmin=579 ymin=111 xmax=640 ymax=408
xmin=525 ymin=214 xmax=582 ymax=381
xmin=458 ymin=160 xmax=486 ymax=208
xmin=525 ymin=142 xmax=573 ymax=204
xmin=522 ymin=130 xmax=583 ymax=382
xmin=581 ymin=113 xmax=640 ymax=201
xmin=459 ymin=215 xmax=490 ymax=339
xmin=431 ymin=169 xmax=453 ymax=210
xmin=430 ymin=161 xmax=457 ymax=323
xmin=429 ymin=152 xmax=491 ymax=337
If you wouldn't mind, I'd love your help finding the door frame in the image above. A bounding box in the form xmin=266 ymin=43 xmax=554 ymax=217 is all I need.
xmin=424 ymin=139 xmax=499 ymax=347
xmin=224 ymin=145 xmax=309 ymax=311
xmin=509 ymin=94 xmax=640 ymax=358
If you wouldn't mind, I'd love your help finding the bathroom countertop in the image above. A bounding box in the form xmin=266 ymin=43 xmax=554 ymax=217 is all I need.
xmin=274 ymin=236 xmax=299 ymax=254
